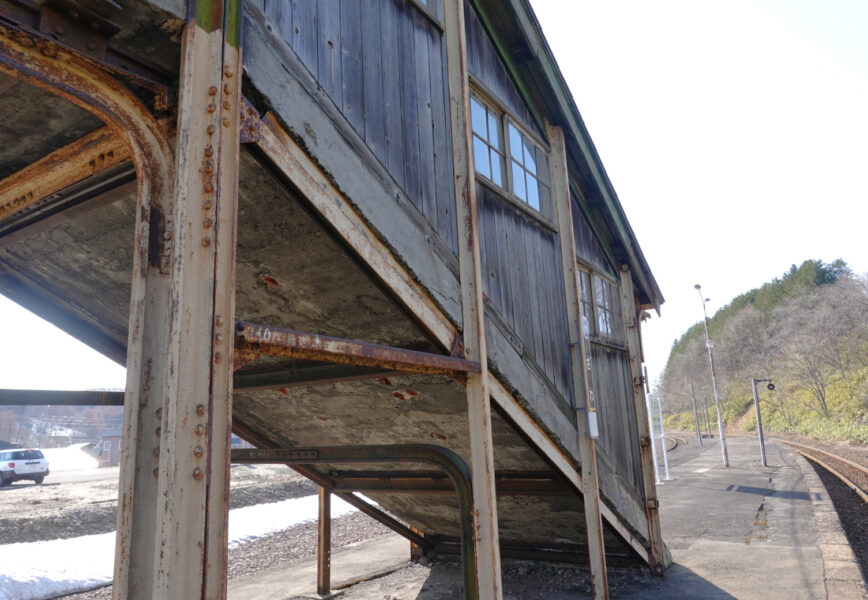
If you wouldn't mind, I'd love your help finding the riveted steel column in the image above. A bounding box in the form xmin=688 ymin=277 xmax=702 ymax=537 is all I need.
xmin=443 ymin=1 xmax=503 ymax=598
xmin=150 ymin=1 xmax=242 ymax=598
xmin=548 ymin=123 xmax=609 ymax=599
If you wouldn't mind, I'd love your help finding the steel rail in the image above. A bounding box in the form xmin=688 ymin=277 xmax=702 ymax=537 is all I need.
xmin=231 ymin=444 xmax=477 ymax=599
xmin=774 ymin=439 xmax=868 ymax=503
xmin=235 ymin=320 xmax=480 ymax=376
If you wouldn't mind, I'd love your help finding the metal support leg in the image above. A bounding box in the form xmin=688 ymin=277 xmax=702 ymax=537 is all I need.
xmin=317 ymin=486 xmax=331 ymax=596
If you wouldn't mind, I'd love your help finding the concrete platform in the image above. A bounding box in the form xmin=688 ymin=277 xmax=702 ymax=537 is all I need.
xmin=229 ymin=437 xmax=867 ymax=599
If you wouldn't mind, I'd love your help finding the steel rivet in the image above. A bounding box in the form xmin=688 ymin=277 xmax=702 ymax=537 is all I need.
xmin=223 ymin=84 xmax=231 ymax=94
xmin=207 ymin=103 xmax=216 ymax=113
xmin=203 ymin=218 xmax=213 ymax=229
xmin=195 ymin=404 xmax=206 ymax=416
xmin=193 ymin=446 xmax=204 ymax=457
xmin=222 ymin=118 xmax=230 ymax=127
xmin=153 ymin=447 xmax=160 ymax=458
xmin=202 ymin=200 xmax=213 ymax=210
xmin=223 ymin=101 xmax=231 ymax=110
xmin=208 ymin=86 xmax=218 ymax=96
xmin=155 ymin=408 xmax=162 ymax=420
xmin=202 ymin=237 xmax=211 ymax=247
xmin=224 ymin=68 xmax=233 ymax=78
xmin=192 ymin=468 xmax=203 ymax=480
xmin=162 ymin=231 xmax=171 ymax=241
xmin=204 ymin=145 xmax=214 ymax=157
xmin=207 ymin=125 xmax=215 ymax=135
xmin=203 ymin=163 xmax=213 ymax=174
xmin=195 ymin=424 xmax=205 ymax=436
xmin=203 ymin=182 xmax=214 ymax=193
xmin=214 ymin=352 xmax=223 ymax=364
xmin=215 ymin=333 xmax=224 ymax=344
xmin=155 ymin=426 xmax=161 ymax=437
xmin=216 ymin=316 xmax=224 ymax=327
xmin=153 ymin=468 xmax=159 ymax=478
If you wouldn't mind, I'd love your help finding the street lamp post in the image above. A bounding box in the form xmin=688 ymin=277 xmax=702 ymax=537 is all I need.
xmin=695 ymin=284 xmax=729 ymax=467
xmin=751 ymin=378 xmax=774 ymax=467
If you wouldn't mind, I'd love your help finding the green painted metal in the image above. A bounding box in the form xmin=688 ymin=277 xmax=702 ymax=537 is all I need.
xmin=192 ymin=0 xmax=223 ymax=33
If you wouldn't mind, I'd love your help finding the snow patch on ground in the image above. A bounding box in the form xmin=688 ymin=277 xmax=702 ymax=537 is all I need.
xmin=0 ymin=494 xmax=358 ymax=600
xmin=41 ymin=444 xmax=99 ymax=472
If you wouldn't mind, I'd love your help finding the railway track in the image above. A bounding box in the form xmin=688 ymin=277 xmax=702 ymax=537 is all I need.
xmin=664 ymin=435 xmax=688 ymax=453
xmin=775 ymin=438 xmax=868 ymax=503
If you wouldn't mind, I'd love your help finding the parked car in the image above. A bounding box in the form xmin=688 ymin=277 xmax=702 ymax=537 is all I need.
xmin=0 ymin=449 xmax=50 ymax=485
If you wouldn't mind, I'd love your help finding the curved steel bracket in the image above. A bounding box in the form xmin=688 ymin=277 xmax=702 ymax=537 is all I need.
xmin=231 ymin=444 xmax=478 ymax=599
xmin=0 ymin=21 xmax=175 ymax=599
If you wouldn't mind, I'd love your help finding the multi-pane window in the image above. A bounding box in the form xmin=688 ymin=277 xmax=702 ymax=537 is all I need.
xmin=508 ymin=122 xmax=550 ymax=211
xmin=578 ymin=270 xmax=595 ymax=336
xmin=592 ymin=274 xmax=624 ymax=343
xmin=470 ymin=94 xmax=550 ymax=214
xmin=471 ymin=97 xmax=504 ymax=186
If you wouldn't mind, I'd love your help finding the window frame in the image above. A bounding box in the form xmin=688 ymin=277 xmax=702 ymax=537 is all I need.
xmin=469 ymin=89 xmax=553 ymax=220
xmin=577 ymin=263 xmax=626 ymax=347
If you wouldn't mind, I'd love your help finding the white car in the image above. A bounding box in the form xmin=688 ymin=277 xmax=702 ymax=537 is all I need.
xmin=0 ymin=448 xmax=50 ymax=486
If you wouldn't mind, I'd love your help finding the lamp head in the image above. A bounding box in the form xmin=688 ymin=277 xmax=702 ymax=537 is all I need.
xmin=767 ymin=383 xmax=775 ymax=391
xmin=694 ymin=284 xmax=701 ymax=290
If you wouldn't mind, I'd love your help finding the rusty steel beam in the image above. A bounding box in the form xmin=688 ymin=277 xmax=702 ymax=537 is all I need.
xmin=234 ymin=361 xmax=397 ymax=391
xmin=0 ymin=126 xmax=130 ymax=222
xmin=235 ymin=320 xmax=481 ymax=376
xmin=443 ymin=0 xmax=504 ymax=596
xmin=331 ymin=470 xmax=572 ymax=495
xmin=317 ymin=486 xmax=331 ymax=596
xmin=0 ymin=389 xmax=125 ymax=406
xmin=232 ymin=444 xmax=478 ymax=600
xmin=230 ymin=418 xmax=430 ymax=550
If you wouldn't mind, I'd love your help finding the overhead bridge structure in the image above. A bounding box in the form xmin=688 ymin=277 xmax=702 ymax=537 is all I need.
xmin=0 ymin=0 xmax=667 ymax=598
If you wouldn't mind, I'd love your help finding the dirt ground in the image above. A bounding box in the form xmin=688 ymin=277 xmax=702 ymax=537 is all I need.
xmin=0 ymin=462 xmax=315 ymax=544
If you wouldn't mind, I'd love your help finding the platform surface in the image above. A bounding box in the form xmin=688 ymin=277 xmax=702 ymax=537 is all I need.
xmin=229 ymin=437 xmax=867 ymax=599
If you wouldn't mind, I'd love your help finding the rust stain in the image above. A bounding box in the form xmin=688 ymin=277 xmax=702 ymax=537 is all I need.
xmin=392 ymin=391 xmax=406 ymax=401
xmin=259 ymin=275 xmax=279 ymax=287
xmin=378 ymin=377 xmax=392 ymax=386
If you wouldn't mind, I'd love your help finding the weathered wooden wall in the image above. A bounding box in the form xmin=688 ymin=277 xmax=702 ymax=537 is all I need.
xmin=250 ymin=0 xmax=457 ymax=253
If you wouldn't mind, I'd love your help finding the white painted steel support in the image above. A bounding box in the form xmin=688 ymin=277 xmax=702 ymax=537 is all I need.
xmin=548 ymin=122 xmax=609 ymax=599
xmin=619 ymin=267 xmax=667 ymax=575
xmin=443 ymin=1 xmax=503 ymax=597
xmin=145 ymin=3 xmax=242 ymax=598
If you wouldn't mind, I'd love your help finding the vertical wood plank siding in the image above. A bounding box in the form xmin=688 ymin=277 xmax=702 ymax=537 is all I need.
xmin=477 ymin=184 xmax=572 ymax=401
xmin=591 ymin=343 xmax=643 ymax=492
xmin=464 ymin=2 xmax=539 ymax=137
xmin=260 ymin=0 xmax=457 ymax=253
xmin=572 ymin=195 xmax=616 ymax=277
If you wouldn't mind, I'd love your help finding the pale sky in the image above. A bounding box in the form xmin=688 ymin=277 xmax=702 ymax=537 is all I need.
xmin=531 ymin=0 xmax=868 ymax=384
xmin=1 ymin=0 xmax=867 ymax=392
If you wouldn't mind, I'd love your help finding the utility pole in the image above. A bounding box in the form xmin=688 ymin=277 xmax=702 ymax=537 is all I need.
xmin=751 ymin=378 xmax=774 ymax=467
xmin=703 ymin=397 xmax=712 ymax=439
xmin=689 ymin=383 xmax=703 ymax=447
xmin=694 ymin=284 xmax=729 ymax=467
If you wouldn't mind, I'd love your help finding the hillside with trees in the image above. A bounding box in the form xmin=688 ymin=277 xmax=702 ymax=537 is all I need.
xmin=659 ymin=259 xmax=868 ymax=444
